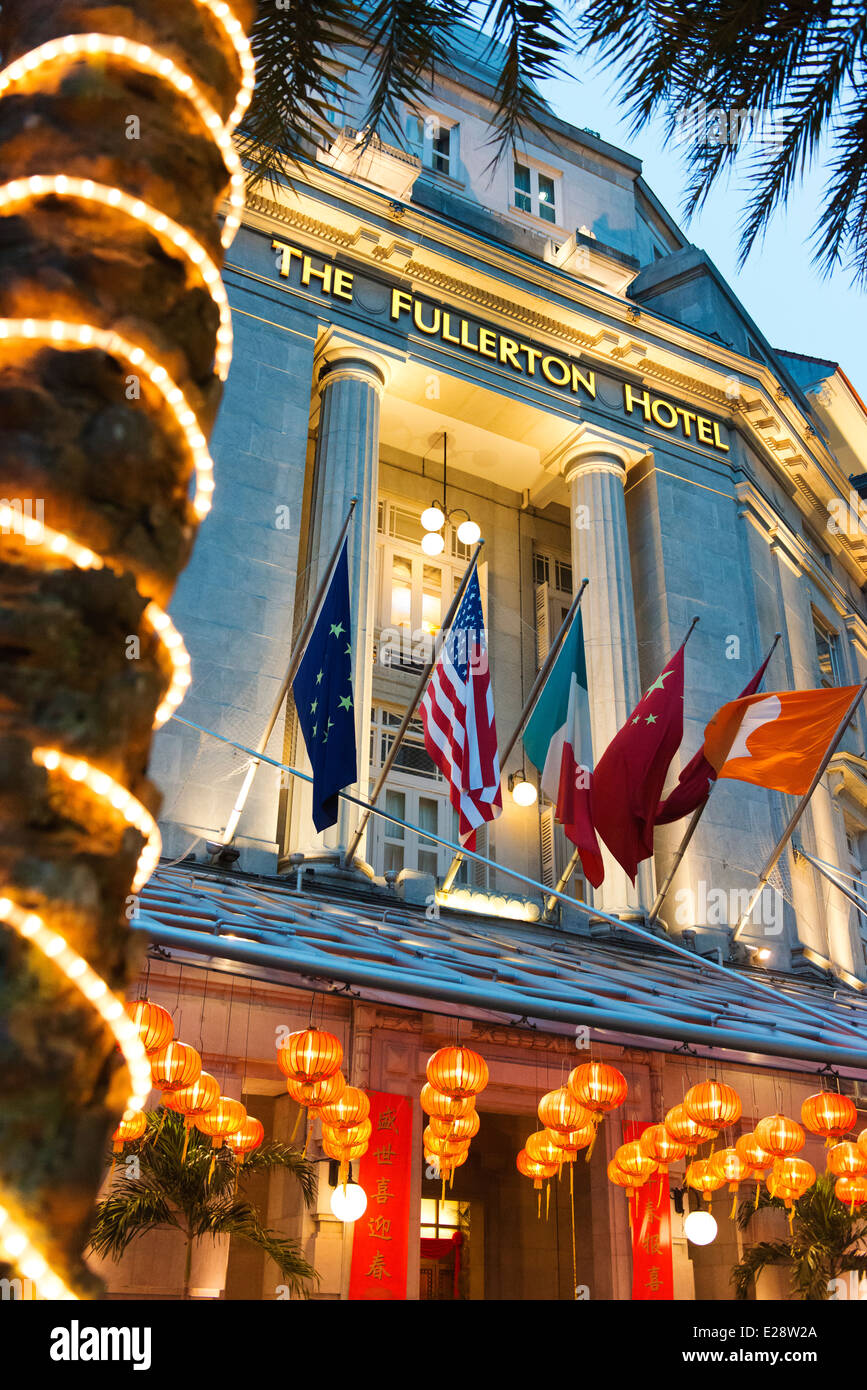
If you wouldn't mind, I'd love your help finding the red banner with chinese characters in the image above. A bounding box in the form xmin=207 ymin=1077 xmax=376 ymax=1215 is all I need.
xmin=348 ymin=1091 xmax=413 ymax=1300
xmin=624 ymin=1120 xmax=674 ymax=1300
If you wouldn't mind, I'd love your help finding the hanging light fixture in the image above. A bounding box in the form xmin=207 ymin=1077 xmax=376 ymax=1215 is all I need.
xmin=508 ymin=770 xmax=537 ymax=807
xmin=420 ymin=432 xmax=480 ymax=556
xmin=331 ymin=1182 xmax=368 ymax=1222
xmin=684 ymin=1209 xmax=718 ymax=1245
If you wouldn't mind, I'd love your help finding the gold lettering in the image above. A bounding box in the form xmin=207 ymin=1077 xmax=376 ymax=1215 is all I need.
xmin=623 ymin=384 xmax=652 ymax=420
xmin=413 ymin=301 xmax=441 ymax=335
xmin=391 ymin=289 xmax=413 ymax=320
xmin=301 ymin=254 xmax=332 ymax=293
xmin=333 ymin=268 xmax=354 ymax=301
xmin=712 ymin=421 xmax=729 ymax=452
xmin=675 ymin=407 xmax=696 ymax=438
xmin=541 ymin=354 xmax=570 ymax=387
xmin=441 ymin=313 xmax=461 ymax=345
xmin=521 ymin=344 xmax=542 ymax=375
xmin=499 ymin=337 xmax=522 ymax=370
xmin=571 ymin=365 xmax=596 ymax=398
xmin=651 ymin=398 xmax=678 ymax=429
xmin=478 ymin=328 xmax=497 ymax=359
xmin=696 ymin=416 xmax=714 ymax=445
xmin=272 ymin=240 xmax=302 ymax=277
xmin=460 ymin=319 xmax=479 ymax=352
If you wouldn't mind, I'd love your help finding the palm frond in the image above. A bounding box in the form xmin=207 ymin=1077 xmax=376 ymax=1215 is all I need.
xmin=731 ymin=1239 xmax=793 ymax=1300
xmin=481 ymin=0 xmax=575 ymax=155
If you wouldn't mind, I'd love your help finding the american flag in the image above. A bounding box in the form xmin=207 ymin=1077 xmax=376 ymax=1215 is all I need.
xmin=420 ymin=568 xmax=502 ymax=847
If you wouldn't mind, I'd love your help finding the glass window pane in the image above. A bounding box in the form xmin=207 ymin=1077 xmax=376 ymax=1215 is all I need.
xmin=384 ymin=843 xmax=404 ymax=874
xmin=422 ymin=565 xmax=442 ymax=635
xmin=418 ymin=796 xmax=439 ymax=834
xmin=420 ymin=1226 xmax=437 ymax=1238
xmin=432 ymin=127 xmax=450 ymax=173
xmin=421 ymin=1198 xmax=436 ymax=1223
xmin=555 ymin=558 xmax=573 ymax=592
xmin=418 ymin=850 xmax=438 ymax=878
xmin=406 ymin=114 xmax=424 ymax=152
xmin=538 ymin=173 xmax=556 ymax=221
xmin=514 ymin=161 xmax=531 ymax=195
xmin=390 ymin=554 xmax=413 ymax=627
xmin=385 ymin=789 xmax=406 ymax=839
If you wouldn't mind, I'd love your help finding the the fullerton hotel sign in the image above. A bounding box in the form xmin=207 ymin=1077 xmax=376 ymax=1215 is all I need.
xmin=271 ymin=237 xmax=730 ymax=454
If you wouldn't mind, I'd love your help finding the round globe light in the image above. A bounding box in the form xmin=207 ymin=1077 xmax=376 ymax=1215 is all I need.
xmin=456 ymin=518 xmax=481 ymax=546
xmin=421 ymin=530 xmax=445 ymax=556
xmin=421 ymin=505 xmax=446 ymax=532
xmin=330 ymin=1182 xmax=368 ymax=1223
xmin=511 ymin=776 xmax=537 ymax=807
xmin=684 ymin=1209 xmax=718 ymax=1245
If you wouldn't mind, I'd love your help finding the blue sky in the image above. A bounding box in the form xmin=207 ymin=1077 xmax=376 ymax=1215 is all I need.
xmin=538 ymin=61 xmax=865 ymax=397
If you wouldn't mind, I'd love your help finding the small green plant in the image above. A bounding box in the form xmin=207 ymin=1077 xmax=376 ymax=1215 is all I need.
xmin=731 ymin=1173 xmax=867 ymax=1300
xmin=89 ymin=1108 xmax=318 ymax=1298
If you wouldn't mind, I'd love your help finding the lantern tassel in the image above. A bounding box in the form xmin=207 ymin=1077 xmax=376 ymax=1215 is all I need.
xmin=755 ymin=1180 xmax=761 ymax=1210
xmin=546 ymin=1180 xmax=551 ymax=1222
xmin=537 ymin=1188 xmax=541 ymax=1221
xmin=181 ymin=1125 xmax=191 ymax=1165
xmin=290 ymin=1105 xmax=304 ymax=1143
xmin=151 ymin=1109 xmax=167 ymax=1144
xmin=302 ymin=1114 xmax=311 ymax=1159
xmin=208 ymin=1152 xmax=216 ymax=1183
xmin=730 ymin=1190 xmax=737 ymax=1220
xmin=570 ymin=1170 xmax=578 ymax=1300
xmin=851 ymin=1196 xmax=856 ymax=1218
xmin=585 ymin=1121 xmax=599 ymax=1163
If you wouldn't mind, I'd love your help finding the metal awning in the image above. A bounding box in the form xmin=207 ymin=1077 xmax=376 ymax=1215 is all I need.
xmin=135 ymin=864 xmax=867 ymax=1073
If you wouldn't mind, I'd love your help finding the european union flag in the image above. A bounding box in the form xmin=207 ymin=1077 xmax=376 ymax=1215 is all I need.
xmin=292 ymin=542 xmax=357 ymax=831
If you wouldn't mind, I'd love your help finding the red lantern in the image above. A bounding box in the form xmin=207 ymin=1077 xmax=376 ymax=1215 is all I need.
xmin=567 ymin=1061 xmax=627 ymax=1114
xmin=526 ymin=1130 xmax=567 ymax=1167
xmin=686 ymin=1158 xmax=726 ymax=1203
xmin=429 ymin=1111 xmax=480 ymax=1142
xmin=431 ymin=1148 xmax=469 ymax=1178
xmin=736 ymin=1132 xmax=774 ymax=1171
xmin=664 ymin=1103 xmax=715 ymax=1152
xmin=607 ymin=1159 xmax=647 ymax=1200
xmin=769 ymin=1156 xmax=815 ymax=1208
xmin=755 ymin=1113 xmax=805 ymax=1158
xmin=323 ymin=1134 xmax=367 ymax=1164
xmin=420 ymin=1083 xmax=476 ymax=1121
xmin=826 ymin=1141 xmax=867 ymax=1178
xmin=111 ymin=1108 xmax=147 ymax=1154
xmin=614 ymin=1141 xmax=657 ymax=1184
xmin=285 ymin=1072 xmax=346 ymax=1111
xmin=195 ymin=1096 xmax=246 ymax=1150
xmin=277 ymin=1028 xmax=343 ymax=1084
xmin=518 ymin=1149 xmax=558 ymax=1215
xmin=684 ymin=1081 xmax=742 ymax=1132
xmin=858 ymin=1128 xmax=867 ymax=1162
xmin=322 ymin=1118 xmax=372 ymax=1149
xmin=426 ymin=1047 xmax=489 ymax=1102
xmin=835 ymin=1174 xmax=867 ymax=1212
xmin=149 ymin=1041 xmax=201 ymax=1095
xmin=801 ymin=1091 xmax=856 ymax=1143
xmin=318 ymin=1086 xmax=370 ymax=1129
xmin=639 ymin=1123 xmax=687 ymax=1171
xmin=226 ymin=1116 xmax=265 ymax=1164
xmin=423 ymin=1126 xmax=470 ymax=1160
xmin=125 ymin=998 xmax=173 ymax=1054
xmin=549 ymin=1122 xmax=595 ymax=1153
xmin=708 ymin=1147 xmax=752 ymax=1188
xmin=538 ymin=1086 xmax=593 ymax=1134
xmin=163 ymin=1071 xmax=220 ymax=1122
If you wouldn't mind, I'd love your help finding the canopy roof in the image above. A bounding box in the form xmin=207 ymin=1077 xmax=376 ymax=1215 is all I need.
xmin=137 ymin=864 xmax=867 ymax=1075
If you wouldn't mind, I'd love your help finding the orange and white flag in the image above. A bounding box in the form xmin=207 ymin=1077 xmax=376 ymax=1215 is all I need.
xmin=702 ymin=686 xmax=859 ymax=796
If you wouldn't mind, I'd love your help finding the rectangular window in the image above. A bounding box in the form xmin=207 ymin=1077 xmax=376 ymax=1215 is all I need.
xmin=406 ymin=111 xmax=458 ymax=178
xmin=513 ymin=161 xmax=560 ymax=224
xmin=814 ymin=614 xmax=842 ymax=688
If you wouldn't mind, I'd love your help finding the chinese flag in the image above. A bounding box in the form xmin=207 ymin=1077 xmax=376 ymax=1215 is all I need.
xmin=703 ymin=685 xmax=859 ymax=795
xmin=591 ymin=645 xmax=686 ymax=881
xmin=654 ymin=646 xmax=775 ymax=824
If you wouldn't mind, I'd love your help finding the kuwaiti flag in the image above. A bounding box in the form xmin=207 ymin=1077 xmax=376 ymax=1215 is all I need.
xmin=523 ymin=610 xmax=604 ymax=887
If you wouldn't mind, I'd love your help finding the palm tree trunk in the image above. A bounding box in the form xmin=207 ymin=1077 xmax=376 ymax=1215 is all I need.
xmin=183 ymin=1235 xmax=193 ymax=1302
xmin=0 ymin=0 xmax=254 ymax=1297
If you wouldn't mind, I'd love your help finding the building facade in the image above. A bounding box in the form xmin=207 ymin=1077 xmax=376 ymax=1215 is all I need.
xmin=103 ymin=24 xmax=867 ymax=1300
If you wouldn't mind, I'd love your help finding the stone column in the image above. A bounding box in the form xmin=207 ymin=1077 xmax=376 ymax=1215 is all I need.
xmin=564 ymin=437 xmax=654 ymax=914
xmin=298 ymin=348 xmax=388 ymax=860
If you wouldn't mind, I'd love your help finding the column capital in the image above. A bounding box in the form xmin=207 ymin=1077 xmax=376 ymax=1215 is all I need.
xmin=562 ymin=425 xmax=647 ymax=486
xmin=316 ymin=344 xmax=390 ymax=396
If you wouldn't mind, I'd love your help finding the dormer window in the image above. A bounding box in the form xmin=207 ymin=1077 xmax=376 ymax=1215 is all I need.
xmin=513 ymin=160 xmax=559 ymax=225
xmin=406 ymin=112 xmax=459 ymax=178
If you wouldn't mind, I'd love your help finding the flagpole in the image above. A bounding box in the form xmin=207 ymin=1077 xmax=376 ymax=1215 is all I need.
xmin=439 ymin=579 xmax=590 ymax=898
xmin=340 ymin=540 xmax=485 ymax=869
xmin=646 ymin=632 xmax=782 ymax=928
xmin=220 ymin=498 xmax=358 ymax=847
xmin=732 ymin=676 xmax=867 ymax=941
xmin=542 ymin=613 xmax=701 ymax=923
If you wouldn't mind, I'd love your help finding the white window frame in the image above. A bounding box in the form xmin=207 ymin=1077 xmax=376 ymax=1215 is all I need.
xmin=405 ymin=109 xmax=459 ymax=178
xmin=512 ymin=157 xmax=561 ymax=227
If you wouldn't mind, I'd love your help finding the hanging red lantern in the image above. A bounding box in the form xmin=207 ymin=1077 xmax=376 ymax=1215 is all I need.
xmin=526 ymin=1130 xmax=568 ymax=1167
xmin=423 ymin=1126 xmax=471 ymax=1160
xmin=429 ymin=1111 xmax=480 ymax=1142
xmin=548 ymin=1122 xmax=595 ymax=1154
xmin=684 ymin=1080 xmax=742 ymax=1132
xmin=195 ymin=1097 xmax=246 ymax=1150
xmin=664 ymin=1103 xmax=716 ymax=1152
xmin=323 ymin=1134 xmax=368 ymax=1168
xmin=708 ymin=1148 xmax=753 ymax=1189
xmin=426 ymin=1047 xmax=489 ymax=1106
xmin=420 ymin=1083 xmax=476 ymax=1121
xmin=567 ymin=1061 xmax=627 ymax=1114
xmin=322 ymin=1118 xmax=372 ymax=1150
xmin=835 ymin=1174 xmax=867 ymax=1213
xmin=686 ymin=1158 xmax=726 ymax=1203
xmin=285 ymin=1071 xmax=346 ymax=1111
xmin=277 ymin=1028 xmax=343 ymax=1084
xmin=826 ymin=1140 xmax=867 ymax=1178
xmin=538 ymin=1086 xmax=593 ymax=1134
xmin=606 ymin=1159 xmax=648 ymax=1201
xmin=614 ymin=1141 xmax=657 ymax=1185
xmin=858 ymin=1128 xmax=867 ymax=1161
xmin=769 ymin=1157 xmax=815 ymax=1210
xmin=125 ymin=998 xmax=174 ymax=1054
xmin=226 ymin=1116 xmax=265 ymax=1164
xmin=163 ymin=1071 xmax=221 ymax=1161
xmin=149 ymin=1041 xmax=202 ymax=1096
xmin=755 ymin=1113 xmax=805 ymax=1158
xmin=800 ymin=1091 xmax=857 ymax=1143
xmin=318 ymin=1086 xmax=370 ymax=1130
xmin=431 ymin=1149 xmax=470 ymax=1181
xmin=639 ymin=1123 xmax=687 ymax=1171
xmin=111 ymin=1108 xmax=147 ymax=1154
xmin=736 ymin=1131 xmax=774 ymax=1171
